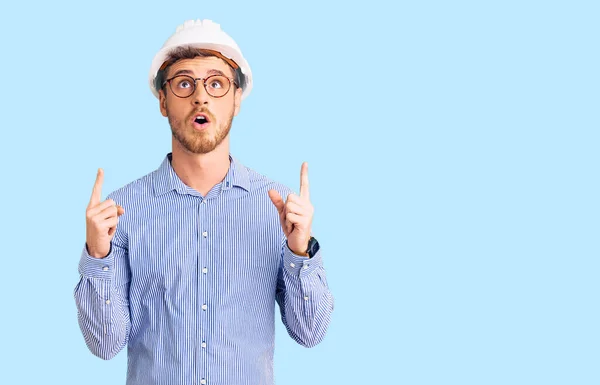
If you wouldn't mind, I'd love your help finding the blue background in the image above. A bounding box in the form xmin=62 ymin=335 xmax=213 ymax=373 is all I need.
xmin=0 ymin=0 xmax=598 ymax=384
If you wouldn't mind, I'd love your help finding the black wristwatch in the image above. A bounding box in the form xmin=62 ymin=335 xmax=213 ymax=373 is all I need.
xmin=305 ymin=236 xmax=320 ymax=258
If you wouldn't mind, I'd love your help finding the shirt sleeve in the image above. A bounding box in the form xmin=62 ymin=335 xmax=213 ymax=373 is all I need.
xmin=275 ymin=237 xmax=334 ymax=348
xmin=73 ymin=239 xmax=131 ymax=360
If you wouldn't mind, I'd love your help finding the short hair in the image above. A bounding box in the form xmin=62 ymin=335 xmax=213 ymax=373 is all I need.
xmin=154 ymin=46 xmax=246 ymax=94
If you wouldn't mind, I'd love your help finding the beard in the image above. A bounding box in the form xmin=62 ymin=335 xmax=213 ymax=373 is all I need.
xmin=167 ymin=106 xmax=234 ymax=154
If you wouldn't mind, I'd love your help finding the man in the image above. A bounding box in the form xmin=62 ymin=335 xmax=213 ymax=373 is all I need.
xmin=74 ymin=19 xmax=334 ymax=385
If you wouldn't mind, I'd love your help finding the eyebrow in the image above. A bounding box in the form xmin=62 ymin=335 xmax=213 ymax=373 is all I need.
xmin=170 ymin=69 xmax=228 ymax=78
xmin=171 ymin=69 xmax=194 ymax=77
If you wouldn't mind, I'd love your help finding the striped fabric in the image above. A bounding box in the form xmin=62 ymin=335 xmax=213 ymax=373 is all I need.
xmin=74 ymin=153 xmax=334 ymax=385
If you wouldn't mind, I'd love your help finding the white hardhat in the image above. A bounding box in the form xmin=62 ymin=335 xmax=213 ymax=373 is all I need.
xmin=148 ymin=19 xmax=253 ymax=100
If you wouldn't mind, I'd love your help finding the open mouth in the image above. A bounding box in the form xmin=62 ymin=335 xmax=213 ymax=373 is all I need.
xmin=193 ymin=114 xmax=211 ymax=129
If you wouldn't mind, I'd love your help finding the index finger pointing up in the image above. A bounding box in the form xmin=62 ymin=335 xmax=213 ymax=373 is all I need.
xmin=89 ymin=168 xmax=104 ymax=207
xmin=300 ymin=162 xmax=309 ymax=200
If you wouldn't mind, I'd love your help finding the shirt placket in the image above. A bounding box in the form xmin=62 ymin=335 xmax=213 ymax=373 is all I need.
xmin=197 ymin=196 xmax=209 ymax=385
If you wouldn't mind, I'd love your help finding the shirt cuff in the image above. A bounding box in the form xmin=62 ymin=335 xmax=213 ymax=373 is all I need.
xmin=283 ymin=244 xmax=322 ymax=277
xmin=78 ymin=243 xmax=115 ymax=279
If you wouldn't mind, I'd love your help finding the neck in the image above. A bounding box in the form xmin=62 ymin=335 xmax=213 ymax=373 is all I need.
xmin=170 ymin=136 xmax=231 ymax=197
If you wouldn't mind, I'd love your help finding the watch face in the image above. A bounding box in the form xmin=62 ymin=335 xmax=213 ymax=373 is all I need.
xmin=308 ymin=237 xmax=319 ymax=257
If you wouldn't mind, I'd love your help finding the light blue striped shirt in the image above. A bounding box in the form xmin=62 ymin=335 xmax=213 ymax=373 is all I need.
xmin=74 ymin=153 xmax=334 ymax=385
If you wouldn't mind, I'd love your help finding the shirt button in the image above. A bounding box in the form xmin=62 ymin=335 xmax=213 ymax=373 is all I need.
xmin=202 ymin=304 xmax=207 ymax=310
xmin=201 ymin=342 xmax=206 ymax=348
xmin=200 ymin=380 xmax=206 ymax=385
xmin=102 ymin=266 xmax=109 ymax=271
xmin=105 ymin=299 xmax=111 ymax=304
xmin=290 ymin=263 xmax=295 ymax=268
xmin=303 ymin=265 xmax=309 ymax=270
xmin=202 ymin=267 xmax=208 ymax=274
xmin=202 ymin=231 xmax=208 ymax=237
xmin=304 ymin=296 xmax=309 ymax=301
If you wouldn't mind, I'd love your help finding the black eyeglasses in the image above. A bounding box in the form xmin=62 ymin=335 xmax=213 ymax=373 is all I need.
xmin=163 ymin=74 xmax=237 ymax=98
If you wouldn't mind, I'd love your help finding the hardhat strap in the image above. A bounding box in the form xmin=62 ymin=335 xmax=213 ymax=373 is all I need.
xmin=158 ymin=48 xmax=240 ymax=72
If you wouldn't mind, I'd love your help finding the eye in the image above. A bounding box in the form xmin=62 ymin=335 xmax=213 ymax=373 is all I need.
xmin=172 ymin=76 xmax=194 ymax=89
xmin=206 ymin=75 xmax=228 ymax=90
xmin=177 ymin=80 xmax=192 ymax=89
xmin=209 ymin=80 xmax=223 ymax=89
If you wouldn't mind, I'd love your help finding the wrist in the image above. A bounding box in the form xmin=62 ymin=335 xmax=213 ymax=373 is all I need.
xmin=287 ymin=236 xmax=318 ymax=258
xmin=286 ymin=240 xmax=309 ymax=257
xmin=86 ymin=243 xmax=110 ymax=259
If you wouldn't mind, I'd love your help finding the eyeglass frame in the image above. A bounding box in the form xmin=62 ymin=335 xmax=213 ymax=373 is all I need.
xmin=162 ymin=74 xmax=238 ymax=99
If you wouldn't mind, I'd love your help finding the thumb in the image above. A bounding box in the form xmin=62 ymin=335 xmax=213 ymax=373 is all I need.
xmin=268 ymin=189 xmax=284 ymax=213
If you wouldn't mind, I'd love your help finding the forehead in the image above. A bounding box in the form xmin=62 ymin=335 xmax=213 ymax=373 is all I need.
xmin=166 ymin=57 xmax=234 ymax=78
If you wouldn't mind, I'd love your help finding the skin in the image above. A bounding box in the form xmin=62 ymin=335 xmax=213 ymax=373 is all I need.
xmin=86 ymin=56 xmax=314 ymax=258
xmin=85 ymin=168 xmax=124 ymax=258
xmin=159 ymin=57 xmax=242 ymax=196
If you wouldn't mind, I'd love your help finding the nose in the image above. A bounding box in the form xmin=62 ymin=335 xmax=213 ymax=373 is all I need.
xmin=191 ymin=81 xmax=210 ymax=105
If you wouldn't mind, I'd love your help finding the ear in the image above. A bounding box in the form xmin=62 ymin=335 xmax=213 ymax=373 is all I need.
xmin=233 ymin=86 xmax=242 ymax=116
xmin=159 ymin=88 xmax=168 ymax=117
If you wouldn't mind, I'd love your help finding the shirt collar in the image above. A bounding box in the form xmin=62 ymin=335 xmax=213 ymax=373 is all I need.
xmin=153 ymin=152 xmax=251 ymax=196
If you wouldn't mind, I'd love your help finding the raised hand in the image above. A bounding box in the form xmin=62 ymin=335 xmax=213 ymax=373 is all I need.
xmin=268 ymin=162 xmax=314 ymax=257
xmin=85 ymin=168 xmax=125 ymax=258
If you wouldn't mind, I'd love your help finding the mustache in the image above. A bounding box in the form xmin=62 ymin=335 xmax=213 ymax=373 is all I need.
xmin=189 ymin=108 xmax=215 ymax=122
